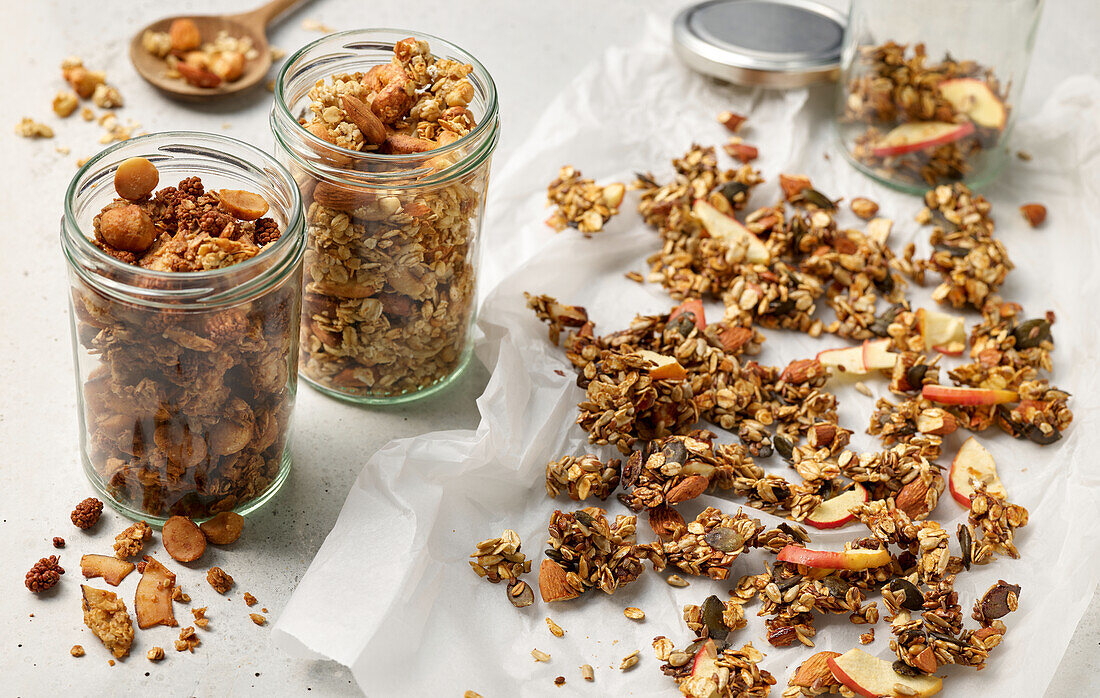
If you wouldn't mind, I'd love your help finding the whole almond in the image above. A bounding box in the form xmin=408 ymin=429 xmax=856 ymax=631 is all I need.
xmin=340 ymin=95 xmax=386 ymax=146
xmin=665 ymin=475 xmax=709 ymax=504
xmin=780 ymin=358 xmax=822 ymax=384
xmin=169 ymin=18 xmax=202 ymax=52
xmin=1019 ymin=203 xmax=1046 ymax=228
xmin=539 ymin=559 xmax=581 ymax=603
xmin=912 ymin=646 xmax=937 ymax=674
xmin=177 ymin=63 xmax=221 ymax=89
xmin=380 ymin=133 xmax=435 ymax=155
xmin=313 ymin=181 xmax=374 ymax=211
xmin=792 ymin=651 xmax=841 ymax=688
xmin=779 ymin=173 xmax=812 ymax=201
xmin=896 ymin=478 xmax=932 ymax=519
xmin=916 ymin=408 xmax=958 ymax=436
xmin=648 ymin=505 xmax=687 ymax=541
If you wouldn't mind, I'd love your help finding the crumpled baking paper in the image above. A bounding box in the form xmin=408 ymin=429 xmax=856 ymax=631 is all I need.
xmin=274 ymin=27 xmax=1100 ymax=697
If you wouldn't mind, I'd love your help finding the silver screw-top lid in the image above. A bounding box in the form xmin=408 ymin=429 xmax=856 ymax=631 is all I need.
xmin=673 ymin=0 xmax=846 ymax=88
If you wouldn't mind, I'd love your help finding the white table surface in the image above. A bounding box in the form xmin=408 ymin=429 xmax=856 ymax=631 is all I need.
xmin=1 ymin=0 xmax=1096 ymax=695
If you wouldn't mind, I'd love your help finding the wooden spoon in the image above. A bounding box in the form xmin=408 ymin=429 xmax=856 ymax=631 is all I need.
xmin=129 ymin=0 xmax=309 ymax=101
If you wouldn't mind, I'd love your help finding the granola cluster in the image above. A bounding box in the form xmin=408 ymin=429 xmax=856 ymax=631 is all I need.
xmin=545 ymin=454 xmax=621 ymax=501
xmin=545 ymin=166 xmax=625 ymax=234
xmin=73 ymin=161 xmax=296 ymax=518
xmin=71 ymin=497 xmax=104 ymax=529
xmin=658 ymin=638 xmax=776 ymax=698
xmin=81 ymin=585 xmax=134 ymax=659
xmin=294 ymin=37 xmax=489 ymax=398
xmin=468 ymin=529 xmax=531 ymax=583
xmin=842 ymin=41 xmax=1007 ymax=186
xmin=113 ymin=521 xmax=153 ymax=559
xmin=661 ymin=507 xmax=763 ymax=580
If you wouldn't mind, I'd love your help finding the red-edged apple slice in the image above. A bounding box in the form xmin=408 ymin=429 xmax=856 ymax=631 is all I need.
xmin=949 ymin=436 xmax=1008 ymax=507
xmin=693 ymin=199 xmax=770 ymax=264
xmin=862 ymin=338 xmax=897 ymax=371
xmin=669 ymin=299 xmax=706 ymax=331
xmin=828 ymin=648 xmax=943 ymax=698
xmin=777 ymin=545 xmax=891 ymax=571
xmin=636 ymin=350 xmax=688 ymax=381
xmin=816 ymin=346 xmax=865 ymax=374
xmin=871 ymin=121 xmax=975 ymax=158
xmin=916 ymin=307 xmax=966 ymax=355
xmin=939 ymin=78 xmax=1007 ymax=131
xmin=923 ymin=384 xmax=1018 ymax=406
xmin=805 ymin=483 xmax=869 ymax=529
xmin=677 ymin=638 xmax=721 ymax=698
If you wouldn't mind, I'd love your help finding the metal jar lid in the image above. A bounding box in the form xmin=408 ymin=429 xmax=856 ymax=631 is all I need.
xmin=673 ymin=0 xmax=846 ymax=88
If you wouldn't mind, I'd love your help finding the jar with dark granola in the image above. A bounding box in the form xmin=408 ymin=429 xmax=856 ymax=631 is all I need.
xmin=835 ymin=0 xmax=1043 ymax=193
xmin=270 ymin=29 xmax=499 ymax=403
xmin=62 ymin=132 xmax=305 ymax=523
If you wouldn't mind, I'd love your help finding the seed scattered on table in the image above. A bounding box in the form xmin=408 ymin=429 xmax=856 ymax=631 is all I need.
xmin=249 ymin=613 xmax=266 ymax=626
xmin=619 ymin=650 xmax=640 ymax=671
xmin=665 ymin=574 xmax=689 ymax=588
xmin=532 ymin=648 xmax=551 ymax=663
xmin=623 ymin=607 xmax=645 ymax=621
xmin=70 ymin=645 xmax=84 ymax=657
xmin=546 ymin=617 xmax=565 ymax=637
xmin=581 ymin=664 xmax=595 ymax=681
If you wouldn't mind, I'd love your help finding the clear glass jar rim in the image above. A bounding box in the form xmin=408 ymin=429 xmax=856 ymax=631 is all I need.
xmin=62 ymin=131 xmax=305 ymax=288
xmin=271 ymin=28 xmax=500 ymax=186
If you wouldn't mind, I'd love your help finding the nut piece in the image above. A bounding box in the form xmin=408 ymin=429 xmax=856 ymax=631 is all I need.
xmin=147 ymin=647 xmax=165 ymax=661
xmin=199 ymin=511 xmax=245 ymax=545
xmin=243 ymin=592 xmax=258 ymax=606
xmin=71 ymin=497 xmax=103 ymax=529
xmin=177 ymin=63 xmax=222 ymax=88
xmin=217 ymin=189 xmax=270 ymax=221
xmin=210 ymin=51 xmax=246 ymax=82
xmin=162 ymin=516 xmax=207 ymax=562
xmin=340 ymin=95 xmax=387 ymax=146
xmin=169 ymin=18 xmax=202 ymax=52
xmin=249 ymin=613 xmax=267 ymax=626
xmin=790 ymin=650 xmax=841 ymax=688
xmin=99 ymin=205 xmax=157 ymax=254
xmin=538 ymin=559 xmax=581 ymax=603
xmin=70 ymin=645 xmax=85 ymax=657
xmin=1019 ymin=203 xmax=1046 ymax=227
xmin=207 ymin=566 xmax=234 ymax=594
xmin=53 ymin=92 xmax=79 ymax=118
xmin=718 ymin=111 xmax=747 ymax=133
xmin=851 ymin=197 xmax=880 ymax=220
xmin=114 ymin=157 xmax=160 ymax=201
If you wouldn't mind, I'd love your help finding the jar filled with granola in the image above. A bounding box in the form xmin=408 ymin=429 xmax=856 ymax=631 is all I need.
xmin=270 ymin=29 xmax=499 ymax=403
xmin=835 ymin=0 xmax=1043 ymax=193
xmin=61 ymin=132 xmax=305 ymax=523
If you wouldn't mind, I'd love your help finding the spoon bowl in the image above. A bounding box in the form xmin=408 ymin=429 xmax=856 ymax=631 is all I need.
xmin=129 ymin=0 xmax=305 ymax=102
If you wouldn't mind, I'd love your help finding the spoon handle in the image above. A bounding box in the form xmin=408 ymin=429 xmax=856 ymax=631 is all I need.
xmin=234 ymin=0 xmax=311 ymax=30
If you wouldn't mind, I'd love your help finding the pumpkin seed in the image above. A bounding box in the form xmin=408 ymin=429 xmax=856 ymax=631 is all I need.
xmin=774 ymin=573 xmax=803 ymax=592
xmin=700 ymin=595 xmax=729 ymax=641
xmin=1025 ymin=424 xmax=1061 ymax=445
xmin=574 ymin=510 xmax=595 ymax=527
xmin=885 ymin=578 xmax=924 ymax=610
xmin=979 ymin=581 xmax=1021 ymax=619
xmin=957 ymin=524 xmax=972 ymax=570
xmin=508 ymin=580 xmax=534 ymax=608
xmin=1012 ymin=318 xmax=1051 ymax=349
xmin=892 ymin=659 xmax=920 ymax=677
xmin=797 ymin=187 xmax=836 ymax=210
xmin=716 ymin=181 xmax=749 ymax=206
xmin=821 ymin=576 xmax=852 ymax=599
xmin=773 ymin=434 xmax=794 ymax=461
xmin=662 ymin=440 xmax=687 ymax=467
xmin=705 ymin=527 xmax=747 ymax=552
xmin=906 ymin=364 xmax=929 ymax=390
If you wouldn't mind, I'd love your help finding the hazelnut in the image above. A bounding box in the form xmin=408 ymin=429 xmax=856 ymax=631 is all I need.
xmin=169 ymin=18 xmax=201 ymax=52
xmin=114 ymin=157 xmax=160 ymax=201
xmin=99 ymin=205 xmax=156 ymax=253
xmin=217 ymin=189 xmax=269 ymax=221
xmin=210 ymin=51 xmax=245 ymax=82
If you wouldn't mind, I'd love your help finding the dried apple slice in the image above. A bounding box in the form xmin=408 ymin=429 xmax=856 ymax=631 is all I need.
xmin=134 ymin=555 xmax=178 ymax=629
xmin=80 ymin=554 xmax=135 ymax=586
xmin=939 ymin=78 xmax=1007 ymax=130
xmin=669 ymin=299 xmax=706 ymax=331
xmin=949 ymin=436 xmax=1008 ymax=507
xmin=861 ymin=338 xmax=897 ymax=370
xmin=805 ymin=484 xmax=869 ymax=530
xmin=816 ymin=346 xmax=865 ymax=374
xmin=693 ymin=199 xmax=770 ymax=264
xmin=871 ymin=121 xmax=975 ymax=158
xmin=922 ymin=384 xmax=1018 ymax=406
xmin=636 ymin=350 xmax=688 ymax=381
xmin=777 ymin=545 xmax=891 ymax=571
xmin=827 ymin=648 xmax=942 ymax=697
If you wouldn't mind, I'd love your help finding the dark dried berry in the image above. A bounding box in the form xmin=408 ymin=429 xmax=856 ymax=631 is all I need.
xmin=25 ymin=555 xmax=65 ymax=593
xmin=52 ymin=537 xmax=65 ymax=549
xmin=178 ymin=176 xmax=204 ymax=198
xmin=255 ymin=218 xmax=281 ymax=246
xmin=71 ymin=497 xmax=103 ymax=529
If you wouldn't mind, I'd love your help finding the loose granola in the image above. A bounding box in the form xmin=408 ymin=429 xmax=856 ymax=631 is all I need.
xmin=113 ymin=521 xmax=152 ymax=559
xmin=469 ymin=529 xmax=532 ymax=584
xmin=207 ymin=566 xmax=234 ymax=594
xmin=175 ymin=626 xmax=200 ymax=652
xmin=15 ymin=117 xmax=54 ymax=139
xmin=291 ymin=36 xmax=490 ymax=399
xmin=81 ymin=585 xmax=134 ymax=659
xmin=72 ymin=161 xmax=296 ymax=518
xmin=545 ymin=166 xmax=625 ymax=234
xmin=545 ymin=454 xmax=621 ymax=501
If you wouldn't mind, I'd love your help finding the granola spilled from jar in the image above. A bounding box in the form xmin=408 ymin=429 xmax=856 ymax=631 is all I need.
xmin=545 ymin=166 xmax=625 ymax=234
xmin=72 ymin=158 xmax=296 ymax=518
xmin=294 ymin=37 xmax=488 ymax=398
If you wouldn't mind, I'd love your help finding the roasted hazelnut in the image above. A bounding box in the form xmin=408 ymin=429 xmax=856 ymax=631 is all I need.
xmin=169 ymin=18 xmax=201 ymax=52
xmin=99 ymin=205 xmax=156 ymax=253
xmin=114 ymin=157 xmax=160 ymax=201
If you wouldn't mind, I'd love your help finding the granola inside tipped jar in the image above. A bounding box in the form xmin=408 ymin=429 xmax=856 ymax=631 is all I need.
xmin=271 ymin=30 xmax=499 ymax=403
xmin=62 ymin=133 xmax=305 ymax=522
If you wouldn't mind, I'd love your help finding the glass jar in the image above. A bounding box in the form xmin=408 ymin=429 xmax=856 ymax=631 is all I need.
xmin=835 ymin=0 xmax=1044 ymax=193
xmin=271 ymin=29 xmax=499 ymax=404
xmin=61 ymin=132 xmax=305 ymax=523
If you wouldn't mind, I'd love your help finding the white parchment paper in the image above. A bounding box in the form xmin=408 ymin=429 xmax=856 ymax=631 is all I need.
xmin=274 ymin=28 xmax=1100 ymax=697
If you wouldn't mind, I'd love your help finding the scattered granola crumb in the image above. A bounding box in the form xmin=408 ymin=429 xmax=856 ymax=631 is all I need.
xmin=301 ymin=18 xmax=334 ymax=32
xmin=175 ymin=626 xmax=200 ymax=652
xmin=16 ymin=117 xmax=54 ymax=139
xmin=206 ymin=566 xmax=234 ymax=594
xmin=546 ymin=617 xmax=565 ymax=637
xmin=113 ymin=521 xmax=152 ymax=559
xmin=665 ymin=574 xmax=689 ymax=588
xmin=850 ymin=197 xmax=880 ymax=220
xmin=81 ymin=585 xmax=133 ymax=658
xmin=623 ymin=607 xmax=645 ymax=621
xmin=249 ymin=613 xmax=267 ymax=626
xmin=71 ymin=498 xmax=103 ymax=529
xmin=855 ymin=381 xmax=873 ymax=397
xmin=546 ymin=166 xmax=625 ymax=234
xmin=76 ymin=157 xmax=90 ymax=167
xmin=463 ymin=692 xmax=483 ymax=698
xmin=270 ymin=47 xmax=286 ymax=60
xmin=625 ymin=270 xmax=644 ymax=283
xmin=70 ymin=645 xmax=85 ymax=657
xmin=172 ymin=586 xmax=190 ymax=603
xmin=1019 ymin=203 xmax=1046 ymax=228
xmin=80 ymin=107 xmax=94 ymax=121
xmin=264 ymin=79 xmax=276 ymax=92
xmin=26 ymin=556 xmax=65 ymax=592
xmin=53 ymin=537 xmax=66 ymax=549
xmin=92 ymin=83 xmax=123 ymax=109
xmin=147 ymin=646 xmax=165 ymax=661
xmin=55 ymin=145 xmax=71 ymax=155
xmin=1016 ymin=150 xmax=1032 ymax=161
xmin=724 ymin=140 xmax=758 ymax=163
xmin=53 ymin=91 xmax=79 ymax=118
xmin=532 ymin=648 xmax=551 ymax=662
xmin=860 ymin=628 xmax=875 ymax=644
xmin=261 ymin=607 xmax=268 ymax=614
xmin=581 ymin=664 xmax=595 ymax=681
xmin=243 ymin=592 xmax=258 ymax=606
xmin=619 ymin=650 xmax=640 ymax=671
xmin=192 ymin=607 xmax=209 ymax=629
xmin=108 ymin=659 xmax=115 ymax=666
xmin=554 ymin=676 xmax=566 ymax=686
